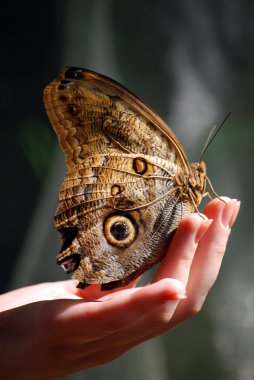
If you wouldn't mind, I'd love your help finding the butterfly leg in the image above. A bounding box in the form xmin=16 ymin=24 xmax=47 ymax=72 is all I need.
xmin=206 ymin=176 xmax=226 ymax=204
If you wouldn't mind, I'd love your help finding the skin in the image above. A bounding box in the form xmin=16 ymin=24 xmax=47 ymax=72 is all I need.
xmin=0 ymin=197 xmax=240 ymax=380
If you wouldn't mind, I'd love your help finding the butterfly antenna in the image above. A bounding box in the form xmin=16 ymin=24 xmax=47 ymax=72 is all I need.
xmin=199 ymin=111 xmax=232 ymax=162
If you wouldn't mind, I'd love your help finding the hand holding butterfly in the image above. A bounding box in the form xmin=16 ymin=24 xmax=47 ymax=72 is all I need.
xmin=0 ymin=197 xmax=239 ymax=380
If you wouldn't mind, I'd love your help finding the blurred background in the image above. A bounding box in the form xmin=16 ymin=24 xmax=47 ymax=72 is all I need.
xmin=0 ymin=1 xmax=253 ymax=379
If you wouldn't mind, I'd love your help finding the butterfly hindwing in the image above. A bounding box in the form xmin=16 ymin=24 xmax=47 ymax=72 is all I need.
xmin=44 ymin=67 xmax=205 ymax=289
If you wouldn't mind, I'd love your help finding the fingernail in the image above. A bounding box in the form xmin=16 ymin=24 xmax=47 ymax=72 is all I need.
xmin=195 ymin=219 xmax=213 ymax=244
xmin=174 ymin=293 xmax=187 ymax=300
xmin=222 ymin=199 xmax=240 ymax=228
xmin=228 ymin=200 xmax=241 ymax=228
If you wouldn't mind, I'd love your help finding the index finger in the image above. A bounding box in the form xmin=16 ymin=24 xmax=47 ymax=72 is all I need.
xmin=151 ymin=212 xmax=212 ymax=286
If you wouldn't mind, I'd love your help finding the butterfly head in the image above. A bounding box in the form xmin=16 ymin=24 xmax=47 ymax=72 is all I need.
xmin=189 ymin=161 xmax=207 ymax=207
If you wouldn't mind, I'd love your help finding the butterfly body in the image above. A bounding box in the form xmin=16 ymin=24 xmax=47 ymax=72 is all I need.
xmin=44 ymin=67 xmax=206 ymax=290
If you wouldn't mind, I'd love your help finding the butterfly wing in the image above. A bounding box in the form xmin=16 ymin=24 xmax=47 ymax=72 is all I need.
xmin=44 ymin=67 xmax=190 ymax=171
xmin=44 ymin=67 xmax=194 ymax=290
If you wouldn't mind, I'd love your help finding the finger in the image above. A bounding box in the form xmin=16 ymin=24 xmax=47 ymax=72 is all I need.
xmin=151 ymin=212 xmax=212 ymax=287
xmin=168 ymin=197 xmax=240 ymax=327
xmin=78 ymin=279 xmax=186 ymax=360
xmin=47 ymin=278 xmax=185 ymax=345
xmin=0 ymin=281 xmax=85 ymax=311
xmin=63 ymin=279 xmax=186 ymax=359
xmin=115 ymin=199 xmax=240 ymax=342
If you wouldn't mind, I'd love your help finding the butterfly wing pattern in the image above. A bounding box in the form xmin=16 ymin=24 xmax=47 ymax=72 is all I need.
xmin=44 ymin=67 xmax=206 ymax=290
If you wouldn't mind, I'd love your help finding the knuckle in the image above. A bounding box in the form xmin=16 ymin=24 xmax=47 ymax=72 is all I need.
xmin=151 ymin=309 xmax=173 ymax=327
xmin=189 ymin=305 xmax=202 ymax=317
xmin=215 ymin=243 xmax=227 ymax=258
xmin=213 ymin=231 xmax=230 ymax=258
xmin=187 ymin=300 xmax=204 ymax=317
xmin=181 ymin=253 xmax=194 ymax=268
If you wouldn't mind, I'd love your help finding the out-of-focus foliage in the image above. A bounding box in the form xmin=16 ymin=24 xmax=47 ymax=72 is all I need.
xmin=19 ymin=121 xmax=55 ymax=180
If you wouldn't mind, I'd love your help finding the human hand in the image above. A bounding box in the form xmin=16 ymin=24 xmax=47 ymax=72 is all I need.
xmin=0 ymin=197 xmax=240 ymax=380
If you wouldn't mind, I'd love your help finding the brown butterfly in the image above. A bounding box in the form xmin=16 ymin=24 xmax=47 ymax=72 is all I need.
xmin=43 ymin=67 xmax=207 ymax=290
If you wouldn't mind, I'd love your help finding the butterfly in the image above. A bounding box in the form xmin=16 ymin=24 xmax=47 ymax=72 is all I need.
xmin=43 ymin=67 xmax=207 ymax=290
